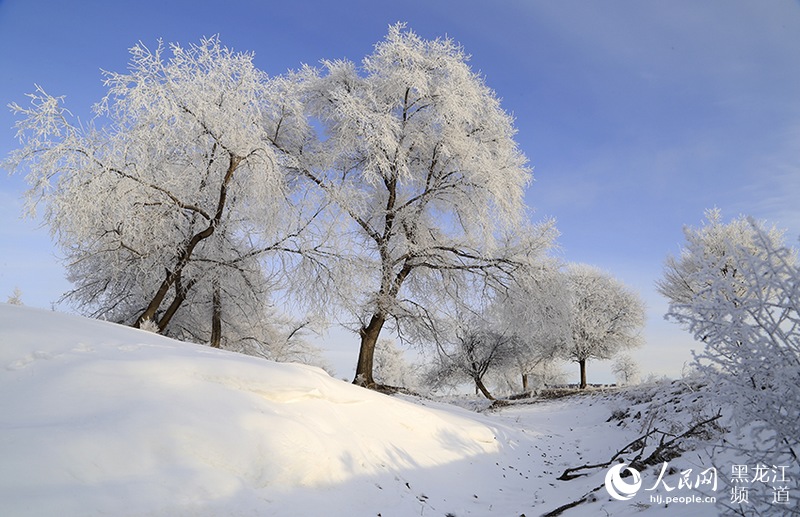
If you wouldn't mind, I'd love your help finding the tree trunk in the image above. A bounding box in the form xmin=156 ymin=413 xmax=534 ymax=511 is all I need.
xmin=210 ymin=278 xmax=222 ymax=348
xmin=579 ymin=358 xmax=588 ymax=389
xmin=354 ymin=313 xmax=386 ymax=387
xmin=522 ymin=373 xmax=529 ymax=392
xmin=137 ymin=269 xmax=180 ymax=327
xmin=156 ymin=272 xmax=197 ymax=332
xmin=135 ymin=153 xmax=241 ymax=330
xmin=474 ymin=376 xmax=495 ymax=400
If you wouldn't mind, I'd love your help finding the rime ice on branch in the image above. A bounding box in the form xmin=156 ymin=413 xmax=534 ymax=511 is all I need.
xmin=4 ymin=37 xmax=329 ymax=360
xmin=300 ymin=23 xmax=550 ymax=386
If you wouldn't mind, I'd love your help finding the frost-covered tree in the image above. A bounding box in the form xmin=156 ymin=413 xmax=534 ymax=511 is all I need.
xmin=223 ymin=312 xmax=332 ymax=374
xmin=427 ymin=326 xmax=521 ymax=400
xmin=4 ymin=37 xmax=326 ymax=351
xmin=658 ymin=212 xmax=800 ymax=513
xmin=611 ymin=354 xmax=640 ymax=386
xmin=658 ymin=208 xmax=787 ymax=310
xmin=490 ymin=359 xmax=567 ymax=395
xmin=494 ymin=262 xmax=571 ymax=391
xmin=425 ymin=255 xmax=563 ymax=399
xmin=6 ymin=287 xmax=24 ymax=306
xmin=521 ymin=360 xmax=567 ymax=390
xmin=373 ymin=338 xmax=419 ymax=389
xmin=562 ymin=264 xmax=645 ymax=389
xmin=300 ymin=24 xmax=540 ymax=387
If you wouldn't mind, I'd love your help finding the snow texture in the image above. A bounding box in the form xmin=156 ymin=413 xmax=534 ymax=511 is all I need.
xmin=0 ymin=304 xmax=777 ymax=516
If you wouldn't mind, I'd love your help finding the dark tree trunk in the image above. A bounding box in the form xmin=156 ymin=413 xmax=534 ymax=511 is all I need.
xmin=210 ymin=278 xmax=222 ymax=348
xmin=137 ymin=269 xmax=181 ymax=328
xmin=156 ymin=273 xmax=196 ymax=332
xmin=354 ymin=313 xmax=386 ymax=387
xmin=579 ymin=358 xmax=588 ymax=389
xmin=134 ymin=153 xmax=241 ymax=330
xmin=522 ymin=373 xmax=529 ymax=391
xmin=474 ymin=376 xmax=495 ymax=400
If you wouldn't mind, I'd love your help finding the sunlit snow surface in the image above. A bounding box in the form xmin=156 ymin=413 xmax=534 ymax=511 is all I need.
xmin=1 ymin=304 xmax=732 ymax=516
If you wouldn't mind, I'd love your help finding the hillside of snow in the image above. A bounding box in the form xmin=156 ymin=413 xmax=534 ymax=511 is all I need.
xmin=0 ymin=304 xmax=746 ymax=516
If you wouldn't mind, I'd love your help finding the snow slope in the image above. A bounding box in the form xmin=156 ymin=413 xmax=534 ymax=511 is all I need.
xmin=0 ymin=304 xmax=732 ymax=516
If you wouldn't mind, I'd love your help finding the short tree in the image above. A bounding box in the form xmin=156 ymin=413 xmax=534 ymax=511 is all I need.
xmin=611 ymin=354 xmax=640 ymax=386
xmin=658 ymin=212 xmax=800 ymax=513
xmin=562 ymin=264 xmax=645 ymax=389
xmin=5 ymin=37 xmax=325 ymax=353
xmin=373 ymin=339 xmax=419 ymax=389
xmin=6 ymin=287 xmax=23 ymax=306
xmin=523 ymin=360 xmax=567 ymax=390
xmin=223 ymin=313 xmax=332 ymax=373
xmin=490 ymin=359 xmax=567 ymax=395
xmin=425 ymin=256 xmax=564 ymax=399
xmin=301 ymin=24 xmax=540 ymax=387
xmin=428 ymin=326 xmax=521 ymax=400
xmin=495 ymin=262 xmax=571 ymax=391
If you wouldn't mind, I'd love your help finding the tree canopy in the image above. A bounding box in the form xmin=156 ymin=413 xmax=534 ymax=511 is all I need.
xmin=6 ymin=28 xmax=609 ymax=389
xmin=5 ymin=37 xmax=327 ymax=359
xmin=562 ymin=264 xmax=645 ymax=389
xmin=659 ymin=211 xmax=800 ymax=510
xmin=298 ymin=24 xmax=545 ymax=386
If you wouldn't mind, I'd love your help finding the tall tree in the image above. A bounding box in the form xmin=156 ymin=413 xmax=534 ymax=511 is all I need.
xmin=5 ymin=37 xmax=324 ymax=349
xmin=301 ymin=24 xmax=536 ymax=387
xmin=562 ymin=264 xmax=645 ymax=389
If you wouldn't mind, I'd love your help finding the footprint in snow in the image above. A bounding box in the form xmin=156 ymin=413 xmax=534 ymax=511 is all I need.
xmin=6 ymin=350 xmax=59 ymax=370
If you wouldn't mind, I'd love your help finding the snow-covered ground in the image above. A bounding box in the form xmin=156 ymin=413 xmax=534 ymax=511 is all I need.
xmin=0 ymin=304 xmax=762 ymax=516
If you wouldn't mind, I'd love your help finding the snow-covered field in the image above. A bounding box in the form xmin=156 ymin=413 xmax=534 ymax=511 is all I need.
xmin=0 ymin=304 xmax=758 ymax=516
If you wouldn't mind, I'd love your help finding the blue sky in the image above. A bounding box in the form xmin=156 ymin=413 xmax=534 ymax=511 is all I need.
xmin=2 ymin=0 xmax=800 ymax=382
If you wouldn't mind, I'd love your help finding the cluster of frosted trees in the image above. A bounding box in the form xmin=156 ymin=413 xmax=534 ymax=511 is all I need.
xmin=5 ymin=26 xmax=644 ymax=388
xmin=425 ymin=261 xmax=646 ymax=398
xmin=658 ymin=209 xmax=799 ymax=514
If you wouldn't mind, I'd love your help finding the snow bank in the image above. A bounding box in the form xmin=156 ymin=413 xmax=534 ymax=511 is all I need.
xmin=0 ymin=304 xmax=737 ymax=516
xmin=0 ymin=305 xmax=504 ymax=516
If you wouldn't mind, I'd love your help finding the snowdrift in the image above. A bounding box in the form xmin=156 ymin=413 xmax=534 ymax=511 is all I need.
xmin=0 ymin=304 xmax=509 ymax=516
xmin=2 ymin=304 xmax=739 ymax=516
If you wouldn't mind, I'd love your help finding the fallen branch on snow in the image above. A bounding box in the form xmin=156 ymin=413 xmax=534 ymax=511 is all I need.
xmin=543 ymin=411 xmax=723 ymax=517
xmin=557 ymin=411 xmax=722 ymax=481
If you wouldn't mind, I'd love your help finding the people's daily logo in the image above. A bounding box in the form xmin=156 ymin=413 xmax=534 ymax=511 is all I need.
xmin=605 ymin=463 xmax=642 ymax=501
